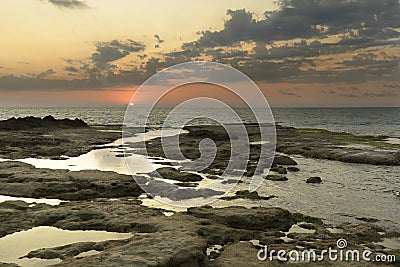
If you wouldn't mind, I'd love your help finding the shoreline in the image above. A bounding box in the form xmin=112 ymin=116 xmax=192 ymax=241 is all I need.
xmin=0 ymin=116 xmax=399 ymax=266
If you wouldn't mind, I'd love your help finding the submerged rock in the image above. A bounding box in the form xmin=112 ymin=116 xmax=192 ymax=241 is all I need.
xmin=221 ymin=190 xmax=275 ymax=201
xmin=265 ymin=174 xmax=288 ymax=181
xmin=270 ymin=166 xmax=287 ymax=174
xmin=287 ymin=166 xmax=300 ymax=172
xmin=306 ymin=176 xmax=322 ymax=183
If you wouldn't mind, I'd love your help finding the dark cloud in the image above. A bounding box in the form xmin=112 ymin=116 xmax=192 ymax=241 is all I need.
xmin=279 ymin=89 xmax=301 ymax=98
xmin=3 ymin=1 xmax=399 ymax=92
xmin=91 ymin=39 xmax=145 ymax=68
xmin=35 ymin=69 xmax=56 ymax=79
xmin=185 ymin=1 xmax=399 ymax=48
xmin=64 ymin=66 xmax=79 ymax=72
xmin=154 ymin=34 xmax=164 ymax=43
xmin=17 ymin=61 xmax=29 ymax=65
xmin=46 ymin=0 xmax=88 ymax=9
xmin=363 ymin=91 xmax=398 ymax=97
xmin=383 ymin=82 xmax=400 ymax=89
xmin=339 ymin=93 xmax=360 ymax=98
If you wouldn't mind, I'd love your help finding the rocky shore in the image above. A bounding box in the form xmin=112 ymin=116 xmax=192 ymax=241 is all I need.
xmin=0 ymin=116 xmax=398 ymax=266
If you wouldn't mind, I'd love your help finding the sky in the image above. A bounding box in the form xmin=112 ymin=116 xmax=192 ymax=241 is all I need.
xmin=0 ymin=0 xmax=399 ymax=107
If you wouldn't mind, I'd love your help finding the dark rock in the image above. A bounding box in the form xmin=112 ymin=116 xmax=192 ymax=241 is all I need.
xmin=221 ymin=190 xmax=275 ymax=201
xmin=306 ymin=176 xmax=322 ymax=183
xmin=270 ymin=166 xmax=287 ymax=174
xmin=298 ymin=222 xmax=317 ymax=230
xmin=187 ymin=206 xmax=295 ymax=231
xmin=265 ymin=174 xmax=288 ymax=181
xmin=356 ymin=217 xmax=379 ymax=223
xmin=149 ymin=167 xmax=203 ymax=182
xmin=272 ymin=155 xmax=298 ymax=165
xmin=0 ymin=116 xmax=88 ymax=130
xmin=0 ymin=124 xmax=124 ymax=159
xmin=175 ymin=182 xmax=198 ymax=187
xmin=209 ymin=250 xmax=219 ymax=259
xmin=0 ymin=162 xmax=143 ymax=200
xmin=287 ymin=166 xmax=300 ymax=172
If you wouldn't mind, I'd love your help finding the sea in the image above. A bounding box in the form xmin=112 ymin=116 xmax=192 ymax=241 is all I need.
xmin=0 ymin=106 xmax=399 ymax=232
xmin=0 ymin=107 xmax=399 ymax=137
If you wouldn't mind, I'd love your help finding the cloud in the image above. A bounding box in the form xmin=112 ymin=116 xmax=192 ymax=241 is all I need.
xmin=35 ymin=69 xmax=56 ymax=79
xmin=154 ymin=34 xmax=164 ymax=43
xmin=363 ymin=91 xmax=398 ymax=97
xmin=91 ymin=39 xmax=145 ymax=67
xmin=45 ymin=0 xmax=88 ymax=9
xmin=279 ymin=89 xmax=301 ymax=98
xmin=185 ymin=1 xmax=400 ymax=48
xmin=383 ymin=82 xmax=400 ymax=89
xmin=64 ymin=66 xmax=79 ymax=72
xmin=3 ymin=1 xmax=399 ymax=93
xmin=339 ymin=93 xmax=360 ymax=98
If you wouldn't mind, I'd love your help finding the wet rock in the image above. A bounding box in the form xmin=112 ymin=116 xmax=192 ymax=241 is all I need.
xmin=306 ymin=176 xmax=322 ymax=183
xmin=356 ymin=217 xmax=379 ymax=223
xmin=0 ymin=116 xmax=88 ymax=131
xmin=211 ymin=242 xmax=261 ymax=267
xmin=188 ymin=206 xmax=295 ymax=231
xmin=0 ymin=124 xmax=123 ymax=159
xmin=276 ymin=126 xmax=400 ymax=166
xmin=0 ymin=263 xmax=19 ymax=267
xmin=339 ymin=223 xmax=384 ymax=243
xmin=270 ymin=166 xmax=287 ymax=174
xmin=265 ymin=174 xmax=288 ymax=181
xmin=0 ymin=200 xmax=30 ymax=211
xmin=186 ymin=127 xmax=229 ymax=141
xmin=298 ymin=222 xmax=318 ymax=230
xmin=272 ymin=155 xmax=297 ymax=165
xmin=175 ymin=182 xmax=199 ymax=187
xmin=221 ymin=190 xmax=275 ymax=201
xmin=149 ymin=167 xmax=203 ymax=182
xmin=0 ymin=162 xmax=143 ymax=200
xmin=287 ymin=166 xmax=300 ymax=172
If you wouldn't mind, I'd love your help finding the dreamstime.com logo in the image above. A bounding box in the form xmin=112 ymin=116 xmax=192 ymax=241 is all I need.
xmin=257 ymin=238 xmax=396 ymax=263
xmin=123 ymin=61 xmax=276 ymax=207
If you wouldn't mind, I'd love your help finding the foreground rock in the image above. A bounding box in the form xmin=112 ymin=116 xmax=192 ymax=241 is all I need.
xmin=1 ymin=199 xmax=397 ymax=266
xmin=0 ymin=162 xmax=143 ymax=200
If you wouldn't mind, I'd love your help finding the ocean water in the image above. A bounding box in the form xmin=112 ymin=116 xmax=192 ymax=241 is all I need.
xmin=0 ymin=107 xmax=399 ymax=137
xmin=0 ymin=107 xmax=398 ymax=231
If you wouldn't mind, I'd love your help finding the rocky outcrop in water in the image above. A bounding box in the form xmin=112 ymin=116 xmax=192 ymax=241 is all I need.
xmin=0 ymin=162 xmax=143 ymax=201
xmin=0 ymin=116 xmax=88 ymax=130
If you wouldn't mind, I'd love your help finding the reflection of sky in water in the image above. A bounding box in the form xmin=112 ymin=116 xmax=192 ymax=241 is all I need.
xmin=19 ymin=149 xmax=153 ymax=175
xmin=13 ymin=129 xmax=183 ymax=175
xmin=212 ymin=155 xmax=400 ymax=231
xmin=0 ymin=195 xmax=62 ymax=206
xmin=0 ymin=226 xmax=132 ymax=267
